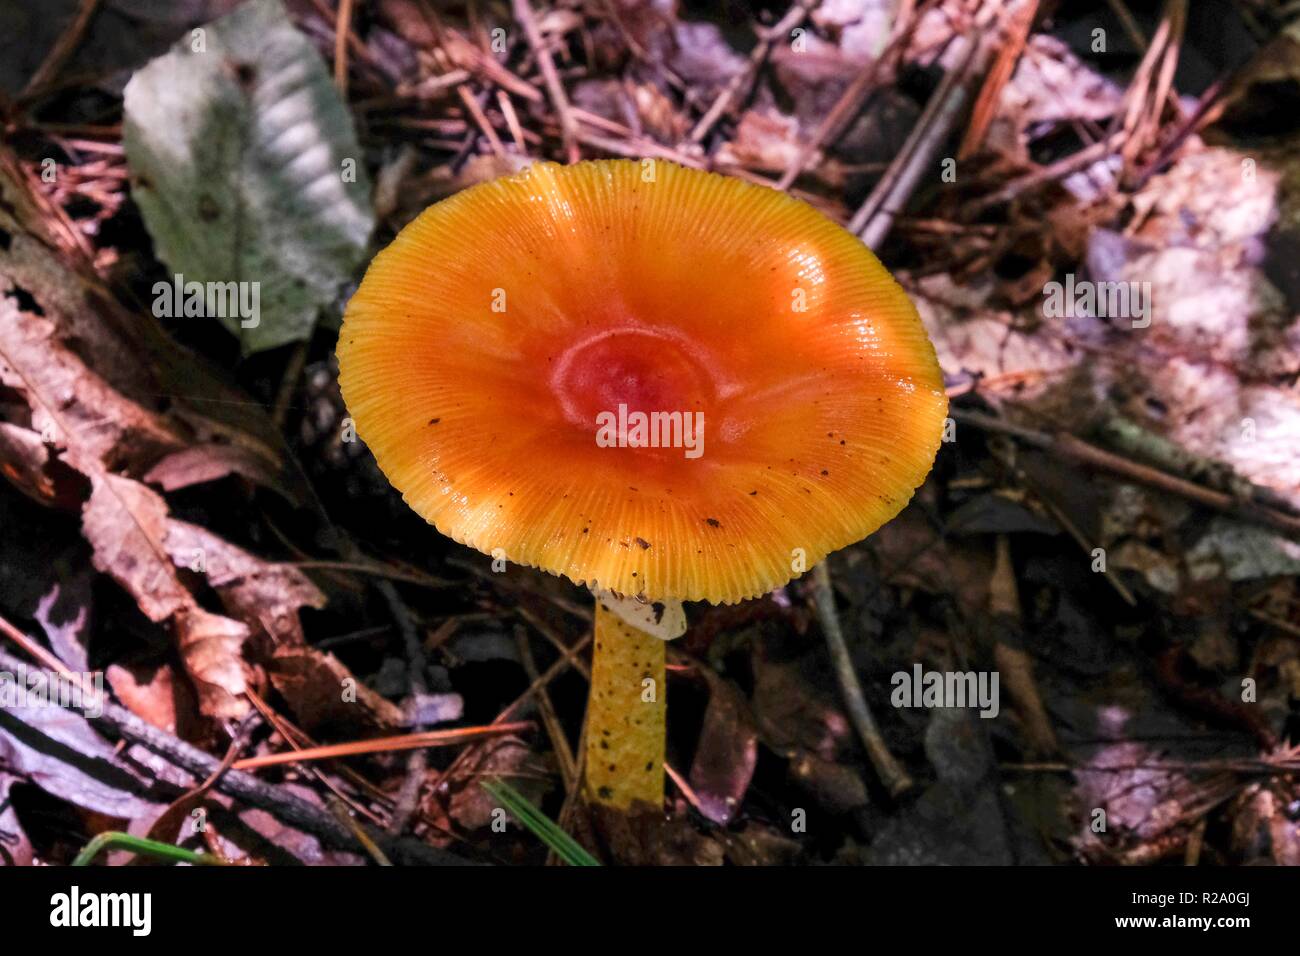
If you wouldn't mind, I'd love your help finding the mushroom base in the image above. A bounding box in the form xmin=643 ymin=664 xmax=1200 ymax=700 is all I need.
xmin=584 ymin=602 xmax=666 ymax=810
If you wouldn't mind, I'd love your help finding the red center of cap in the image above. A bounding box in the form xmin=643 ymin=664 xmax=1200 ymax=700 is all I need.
xmin=549 ymin=326 xmax=717 ymax=431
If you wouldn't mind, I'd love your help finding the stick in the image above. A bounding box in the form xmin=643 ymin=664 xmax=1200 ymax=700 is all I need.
xmin=776 ymin=0 xmax=937 ymax=190
xmin=688 ymin=0 xmax=816 ymax=144
xmin=513 ymin=0 xmax=579 ymax=162
xmin=811 ymin=562 xmax=913 ymax=797
xmin=849 ymin=7 xmax=1000 ymax=246
xmin=334 ymin=0 xmax=358 ymax=96
xmin=951 ymin=410 xmax=1300 ymax=540
xmin=0 ymin=644 xmax=472 ymax=866
xmin=22 ymin=0 xmax=102 ymax=99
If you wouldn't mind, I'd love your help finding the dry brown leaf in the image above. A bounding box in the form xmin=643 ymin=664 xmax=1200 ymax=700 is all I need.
xmin=106 ymin=661 xmax=200 ymax=738
xmin=82 ymin=472 xmax=189 ymax=622
xmin=751 ymin=653 xmax=853 ymax=761
xmin=0 ymin=421 xmax=79 ymax=507
xmin=0 ymin=153 xmax=329 ymax=719
xmin=0 ymin=150 xmax=289 ymax=489
xmin=164 ymin=520 xmax=326 ymax=645
xmin=78 ymin=473 xmax=250 ymax=716
xmin=268 ymin=646 xmax=404 ymax=735
xmin=174 ymin=606 xmax=250 ymax=719
xmin=144 ymin=443 xmax=294 ymax=498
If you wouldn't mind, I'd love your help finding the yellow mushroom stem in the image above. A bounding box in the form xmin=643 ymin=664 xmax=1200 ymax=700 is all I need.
xmin=584 ymin=602 xmax=667 ymax=809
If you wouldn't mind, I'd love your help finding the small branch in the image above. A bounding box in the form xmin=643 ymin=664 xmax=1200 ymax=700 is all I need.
xmin=513 ymin=0 xmax=579 ymax=163
xmin=232 ymin=724 xmax=533 ymax=770
xmin=776 ymin=0 xmax=936 ymax=190
xmin=967 ymin=132 xmax=1124 ymax=214
xmin=811 ymin=562 xmax=913 ymax=798
xmin=270 ymin=340 xmax=309 ymax=430
xmin=22 ymin=0 xmax=102 ymax=100
xmin=952 ymin=410 xmax=1300 ymax=540
xmin=849 ymin=7 xmax=1000 ymax=246
xmin=514 ymin=624 xmax=577 ymax=792
xmin=989 ymin=535 xmax=1059 ymax=757
xmin=379 ymin=575 xmax=432 ymax=836
xmin=334 ymin=0 xmax=358 ymax=97
xmin=457 ymin=85 xmax=507 ymax=156
xmin=688 ymin=0 xmax=816 ymax=145
xmin=0 ymin=642 xmax=472 ymax=865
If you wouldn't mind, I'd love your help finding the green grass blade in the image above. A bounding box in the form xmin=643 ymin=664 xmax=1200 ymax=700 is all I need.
xmin=480 ymin=778 xmax=600 ymax=866
xmin=72 ymin=831 xmax=227 ymax=867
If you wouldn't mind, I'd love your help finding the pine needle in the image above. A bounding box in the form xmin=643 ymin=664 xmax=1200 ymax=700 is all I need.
xmin=480 ymin=778 xmax=600 ymax=866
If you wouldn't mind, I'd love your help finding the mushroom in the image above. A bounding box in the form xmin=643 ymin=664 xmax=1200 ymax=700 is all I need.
xmin=337 ymin=159 xmax=946 ymax=812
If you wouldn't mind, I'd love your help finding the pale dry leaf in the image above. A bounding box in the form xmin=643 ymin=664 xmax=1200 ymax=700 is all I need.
xmin=82 ymin=472 xmax=189 ymax=622
xmin=105 ymin=661 xmax=197 ymax=736
xmin=174 ymin=605 xmax=250 ymax=719
xmin=164 ymin=519 xmax=326 ymax=645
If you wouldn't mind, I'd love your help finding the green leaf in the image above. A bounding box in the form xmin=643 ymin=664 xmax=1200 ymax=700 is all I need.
xmin=123 ymin=0 xmax=374 ymax=354
xmin=479 ymin=778 xmax=601 ymax=866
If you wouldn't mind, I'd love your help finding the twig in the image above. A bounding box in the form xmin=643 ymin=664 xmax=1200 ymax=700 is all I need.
xmin=380 ymin=576 xmax=433 ymax=836
xmin=664 ymin=761 xmax=707 ymax=814
xmin=328 ymin=796 xmax=392 ymax=865
xmin=245 ymin=688 xmax=388 ymax=828
xmin=271 ymin=341 xmax=309 ymax=430
xmin=1117 ymin=0 xmax=1187 ymax=182
xmin=334 ymin=0 xmax=358 ymax=96
xmin=287 ymin=559 xmax=454 ymax=588
xmin=457 ymin=85 xmax=507 ymax=156
xmin=517 ymin=604 xmax=591 ymax=679
xmin=848 ymin=7 xmax=1000 ymax=246
xmin=956 ymin=0 xmax=1038 ymax=159
xmin=776 ymin=0 xmax=937 ymax=190
xmin=967 ymin=131 xmax=1124 ymax=214
xmin=22 ymin=0 xmax=102 ymax=100
xmin=1105 ymin=0 xmax=1148 ymax=50
xmin=951 ymin=410 xmax=1300 ymax=540
xmin=232 ymin=723 xmax=534 ymax=770
xmin=514 ymin=624 xmax=577 ymax=792
xmin=688 ymin=0 xmax=816 ymax=144
xmin=512 ymin=0 xmax=579 ymax=162
xmin=427 ymin=632 xmax=592 ymax=797
xmin=989 ymin=535 xmax=1059 ymax=756
xmin=497 ymin=89 xmax=528 ymax=151
xmin=0 ymin=643 xmax=472 ymax=865
xmin=811 ymin=562 xmax=913 ymax=797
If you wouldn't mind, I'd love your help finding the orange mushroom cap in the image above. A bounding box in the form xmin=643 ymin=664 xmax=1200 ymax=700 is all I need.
xmin=337 ymin=159 xmax=946 ymax=604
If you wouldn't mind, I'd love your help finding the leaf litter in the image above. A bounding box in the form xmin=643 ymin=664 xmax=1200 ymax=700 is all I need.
xmin=0 ymin=0 xmax=1298 ymax=867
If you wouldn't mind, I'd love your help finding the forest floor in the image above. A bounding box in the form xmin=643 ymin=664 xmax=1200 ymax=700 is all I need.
xmin=2 ymin=0 xmax=1300 ymax=866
